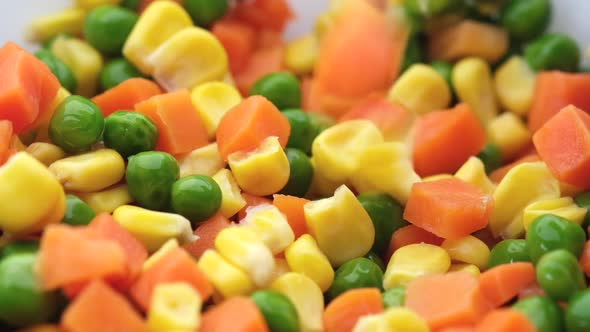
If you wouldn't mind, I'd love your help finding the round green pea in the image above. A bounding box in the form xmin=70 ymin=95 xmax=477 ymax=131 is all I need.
xmin=84 ymin=5 xmax=139 ymax=55
xmin=382 ymin=286 xmax=406 ymax=308
xmin=488 ymin=239 xmax=531 ymax=268
xmin=328 ymin=257 xmax=384 ymax=300
xmin=574 ymin=191 xmax=590 ymax=229
xmin=279 ymin=148 xmax=314 ymax=198
xmin=103 ymin=111 xmax=158 ymax=158
xmin=184 ymin=0 xmax=229 ymax=27
xmin=364 ymin=251 xmax=386 ymax=272
xmin=282 ymin=109 xmax=316 ymax=155
xmin=0 ymin=254 xmax=60 ymax=327
xmin=49 ymin=95 xmax=105 ymax=153
xmin=513 ymin=296 xmax=564 ymax=332
xmin=35 ymin=49 xmax=77 ymax=93
xmin=501 ymin=0 xmax=551 ymax=41
xmin=250 ymin=72 xmax=302 ymax=110
xmin=401 ymin=36 xmax=423 ymax=72
xmin=357 ymin=193 xmax=406 ymax=256
xmin=100 ymin=58 xmax=146 ymax=91
xmin=405 ymin=0 xmax=456 ymax=17
xmin=0 ymin=241 xmax=40 ymax=259
xmin=566 ymin=290 xmax=590 ymax=332
xmin=126 ymin=151 xmax=180 ymax=211
xmin=63 ymin=194 xmax=96 ymax=226
xmin=536 ymin=249 xmax=586 ymax=301
xmin=477 ymin=143 xmax=503 ymax=174
xmin=524 ymin=33 xmax=580 ymax=72
xmin=251 ymin=290 xmax=299 ymax=332
xmin=525 ymin=214 xmax=586 ymax=262
xmin=121 ymin=0 xmax=141 ymax=10
xmin=171 ymin=175 xmax=222 ymax=226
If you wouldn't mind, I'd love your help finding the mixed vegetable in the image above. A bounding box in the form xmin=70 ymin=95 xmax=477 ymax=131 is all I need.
xmin=2 ymin=0 xmax=590 ymax=331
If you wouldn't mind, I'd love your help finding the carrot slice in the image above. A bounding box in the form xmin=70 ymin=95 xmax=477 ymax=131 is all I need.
xmin=474 ymin=309 xmax=536 ymax=332
xmin=386 ymin=225 xmax=444 ymax=261
xmin=413 ymin=103 xmax=487 ymax=177
xmin=479 ymin=262 xmax=536 ymax=308
xmin=528 ymin=71 xmax=590 ymax=132
xmin=135 ymin=90 xmax=209 ymax=155
xmin=216 ymin=95 xmax=290 ymax=160
xmin=533 ymin=105 xmax=590 ymax=189
xmin=61 ymin=280 xmax=147 ymax=332
xmin=212 ymin=19 xmax=256 ymax=74
xmin=273 ymin=194 xmax=309 ymax=239
xmin=403 ymin=178 xmax=494 ymax=240
xmin=238 ymin=193 xmax=273 ymax=220
xmin=232 ymin=0 xmax=294 ymax=32
xmin=323 ymin=288 xmax=384 ymax=332
xmin=183 ymin=213 xmax=232 ymax=259
xmin=92 ymin=78 xmax=162 ymax=117
xmin=437 ymin=327 xmax=476 ymax=332
xmin=0 ymin=120 xmax=13 ymax=166
xmin=581 ymin=240 xmax=590 ymax=277
xmin=200 ymin=296 xmax=269 ymax=332
xmin=406 ymin=271 xmax=492 ymax=330
xmin=234 ymin=45 xmax=284 ymax=95
xmin=130 ymin=247 xmax=213 ymax=311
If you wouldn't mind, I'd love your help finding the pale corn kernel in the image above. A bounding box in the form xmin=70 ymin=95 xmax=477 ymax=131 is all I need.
xmin=143 ymin=239 xmax=179 ymax=271
xmin=191 ymin=82 xmax=242 ymax=139
xmin=51 ymin=37 xmax=103 ymax=97
xmin=26 ymin=142 xmax=66 ymax=166
xmin=76 ymin=184 xmax=133 ymax=213
xmin=522 ymin=197 xmax=587 ymax=230
xmin=441 ymin=236 xmax=490 ymax=269
xmin=147 ymin=282 xmax=202 ymax=332
xmin=269 ymin=258 xmax=292 ymax=284
xmin=240 ymin=204 xmax=295 ymax=254
xmin=383 ymin=243 xmax=450 ymax=290
xmin=197 ymin=249 xmax=255 ymax=298
xmin=271 ymin=272 xmax=324 ymax=332
xmin=285 ymin=234 xmax=334 ymax=292
xmin=448 ymin=263 xmax=481 ymax=278
xmin=454 ymin=157 xmax=495 ymax=194
xmin=177 ymin=143 xmax=226 ymax=178
xmin=381 ymin=307 xmax=430 ymax=332
xmin=353 ymin=315 xmax=385 ymax=332
xmin=494 ymin=56 xmax=536 ymax=116
xmin=284 ymin=34 xmax=319 ymax=75
xmin=212 ymin=169 xmax=246 ymax=218
xmin=453 ymin=57 xmax=498 ymax=126
xmin=488 ymin=113 xmax=532 ymax=161
xmin=308 ymin=158 xmax=344 ymax=198
xmin=421 ymin=174 xmax=454 ymax=182
xmin=26 ymin=8 xmax=86 ymax=42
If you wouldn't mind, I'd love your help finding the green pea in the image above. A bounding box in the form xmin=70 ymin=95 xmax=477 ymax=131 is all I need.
xmin=103 ymin=111 xmax=158 ymax=158
xmin=525 ymin=214 xmax=586 ymax=262
xmin=100 ymin=58 xmax=146 ymax=91
xmin=431 ymin=60 xmax=454 ymax=92
xmin=574 ymin=191 xmax=590 ymax=229
xmin=536 ymin=249 xmax=586 ymax=301
xmin=250 ymin=72 xmax=302 ymax=110
xmin=184 ymin=0 xmax=229 ymax=27
xmin=63 ymin=194 xmax=96 ymax=226
xmin=500 ymin=0 xmax=551 ymax=41
xmin=405 ymin=0 xmax=457 ymax=17
xmin=171 ymin=175 xmax=222 ymax=226
xmin=477 ymin=143 xmax=503 ymax=174
xmin=49 ymin=95 xmax=105 ymax=153
xmin=0 ymin=254 xmax=60 ymax=327
xmin=382 ymin=286 xmax=406 ymax=308
xmin=0 ymin=241 xmax=40 ymax=259
xmin=513 ymin=296 xmax=564 ymax=332
xmin=357 ymin=193 xmax=406 ymax=256
xmin=279 ymin=148 xmax=314 ymax=198
xmin=121 ymin=0 xmax=141 ymax=10
xmin=84 ymin=5 xmax=139 ymax=55
xmin=35 ymin=49 xmax=77 ymax=93
xmin=126 ymin=151 xmax=179 ymax=211
xmin=328 ymin=257 xmax=384 ymax=300
xmin=488 ymin=239 xmax=530 ymax=268
xmin=524 ymin=33 xmax=580 ymax=72
xmin=566 ymin=290 xmax=590 ymax=332
xmin=402 ymin=3 xmax=425 ymax=35
xmin=364 ymin=251 xmax=386 ymax=272
xmin=401 ymin=36 xmax=423 ymax=72
xmin=251 ymin=290 xmax=299 ymax=332
xmin=282 ymin=109 xmax=316 ymax=155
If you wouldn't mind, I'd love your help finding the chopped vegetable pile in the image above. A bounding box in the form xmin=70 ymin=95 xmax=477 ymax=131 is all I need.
xmin=3 ymin=0 xmax=590 ymax=331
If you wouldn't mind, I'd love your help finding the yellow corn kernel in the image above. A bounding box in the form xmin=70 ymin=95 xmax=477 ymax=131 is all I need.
xmin=215 ymin=226 xmax=275 ymax=287
xmin=449 ymin=263 xmax=481 ymax=278
xmin=0 ymin=152 xmax=66 ymax=236
xmin=353 ymin=314 xmax=384 ymax=332
xmin=454 ymin=157 xmax=495 ymax=194
xmin=271 ymin=272 xmax=324 ymax=332
xmin=351 ymin=142 xmax=421 ymax=204
xmin=75 ymin=0 xmax=121 ymax=10
xmin=26 ymin=8 xmax=86 ymax=42
xmin=49 ymin=149 xmax=125 ymax=193
xmin=240 ymin=204 xmax=294 ymax=254
xmin=197 ymin=249 xmax=255 ymax=298
xmin=143 ymin=239 xmax=179 ymax=271
xmin=383 ymin=243 xmax=450 ymax=289
xmin=285 ymin=234 xmax=334 ymax=292
xmin=147 ymin=282 xmax=202 ymax=332
xmin=382 ymin=307 xmax=430 ymax=332
xmin=488 ymin=112 xmax=532 ymax=161
xmin=312 ymin=120 xmax=384 ymax=183
xmin=123 ymin=1 xmax=193 ymax=75
xmin=149 ymin=27 xmax=228 ymax=91
xmin=441 ymin=236 xmax=490 ymax=269
xmin=228 ymin=136 xmax=290 ymax=196
xmin=422 ymin=174 xmax=454 ymax=182
xmin=453 ymin=57 xmax=498 ymax=126
xmin=33 ymin=88 xmax=71 ymax=143
xmin=113 ymin=205 xmax=196 ymax=252
xmin=177 ymin=143 xmax=226 ymax=178
xmin=494 ymin=56 xmax=536 ymax=117
xmin=308 ymin=158 xmax=344 ymax=198
xmin=191 ymin=82 xmax=242 ymax=139
xmin=523 ymin=197 xmax=587 ymax=230
xmin=212 ymin=169 xmax=246 ymax=218
xmin=285 ymin=34 xmax=319 ymax=75
xmin=51 ymin=37 xmax=103 ymax=97
xmin=490 ymin=162 xmax=560 ymax=238
xmin=26 ymin=143 xmax=66 ymax=166
xmin=269 ymin=257 xmax=291 ymax=283
xmin=304 ymin=185 xmax=374 ymax=266
xmin=388 ymin=64 xmax=451 ymax=115
xmin=76 ymin=184 xmax=133 ymax=213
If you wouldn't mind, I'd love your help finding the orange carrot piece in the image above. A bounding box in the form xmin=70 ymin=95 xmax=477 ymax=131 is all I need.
xmin=437 ymin=327 xmax=476 ymax=332
xmin=212 ymin=19 xmax=256 ymax=74
xmin=183 ymin=213 xmax=232 ymax=259
xmin=489 ymin=154 xmax=541 ymax=183
xmin=479 ymin=262 xmax=536 ymax=308
xmin=413 ymin=103 xmax=487 ymax=177
xmin=0 ymin=120 xmax=13 ymax=166
xmin=273 ymin=194 xmax=310 ymax=239
xmin=474 ymin=309 xmax=536 ymax=332
xmin=533 ymin=105 xmax=590 ymax=188
xmin=61 ymin=280 xmax=147 ymax=332
xmin=92 ymin=78 xmax=162 ymax=117
xmin=238 ymin=193 xmax=273 ymax=220
xmin=403 ymin=178 xmax=494 ymax=240
xmin=234 ymin=45 xmax=284 ymax=95
xmin=130 ymin=247 xmax=213 ymax=311
xmin=232 ymin=0 xmax=294 ymax=32
xmin=216 ymin=95 xmax=290 ymax=160
xmin=200 ymin=296 xmax=270 ymax=332
xmin=386 ymin=225 xmax=444 ymax=261
xmin=324 ymin=288 xmax=384 ymax=332
xmin=406 ymin=271 xmax=492 ymax=330
xmin=135 ymin=90 xmax=209 ymax=155
xmin=528 ymin=71 xmax=590 ymax=132
xmin=581 ymin=240 xmax=590 ymax=277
